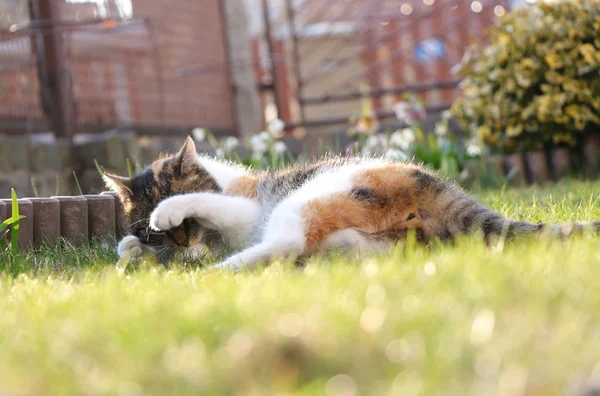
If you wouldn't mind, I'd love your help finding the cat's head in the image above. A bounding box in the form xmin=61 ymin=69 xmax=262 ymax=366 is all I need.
xmin=103 ymin=137 xmax=224 ymax=263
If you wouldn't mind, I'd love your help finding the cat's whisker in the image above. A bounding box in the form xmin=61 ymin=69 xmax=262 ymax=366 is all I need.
xmin=201 ymin=230 xmax=221 ymax=237
xmin=129 ymin=218 xmax=147 ymax=227
xmin=155 ymin=245 xmax=170 ymax=254
xmin=149 ymin=230 xmax=167 ymax=236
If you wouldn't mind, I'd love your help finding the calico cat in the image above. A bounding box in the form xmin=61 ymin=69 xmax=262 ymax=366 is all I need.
xmin=104 ymin=137 xmax=600 ymax=270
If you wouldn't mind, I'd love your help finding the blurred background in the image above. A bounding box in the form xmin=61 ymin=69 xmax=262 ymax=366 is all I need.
xmin=0 ymin=0 xmax=593 ymax=196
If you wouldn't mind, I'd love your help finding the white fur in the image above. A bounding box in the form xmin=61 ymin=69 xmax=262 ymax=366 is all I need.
xmin=118 ymin=235 xmax=144 ymax=261
xmin=197 ymin=156 xmax=248 ymax=191
xmin=149 ymin=192 xmax=260 ymax=250
xmin=213 ymin=163 xmax=382 ymax=270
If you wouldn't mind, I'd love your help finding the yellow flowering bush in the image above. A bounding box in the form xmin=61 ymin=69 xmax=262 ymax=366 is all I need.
xmin=452 ymin=0 xmax=600 ymax=152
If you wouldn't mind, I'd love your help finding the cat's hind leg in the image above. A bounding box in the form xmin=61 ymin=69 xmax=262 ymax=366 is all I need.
xmin=212 ymin=228 xmax=392 ymax=271
xmin=212 ymin=209 xmax=306 ymax=270
xmin=210 ymin=203 xmax=386 ymax=271
xmin=321 ymin=229 xmax=392 ymax=254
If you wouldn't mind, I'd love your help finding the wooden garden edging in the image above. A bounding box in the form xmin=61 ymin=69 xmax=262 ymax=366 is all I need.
xmin=464 ymin=134 xmax=600 ymax=185
xmin=0 ymin=192 xmax=126 ymax=250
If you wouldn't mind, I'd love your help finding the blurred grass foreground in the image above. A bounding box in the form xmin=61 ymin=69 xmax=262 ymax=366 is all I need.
xmin=1 ymin=180 xmax=600 ymax=395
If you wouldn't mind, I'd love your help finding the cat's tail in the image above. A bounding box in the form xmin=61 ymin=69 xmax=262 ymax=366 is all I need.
xmin=442 ymin=193 xmax=600 ymax=241
xmin=497 ymin=218 xmax=600 ymax=240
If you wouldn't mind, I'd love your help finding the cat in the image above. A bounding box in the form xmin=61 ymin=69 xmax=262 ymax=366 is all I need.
xmin=104 ymin=137 xmax=600 ymax=270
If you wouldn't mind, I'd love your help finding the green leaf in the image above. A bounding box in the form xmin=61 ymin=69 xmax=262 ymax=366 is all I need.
xmin=0 ymin=216 xmax=26 ymax=234
xmin=10 ymin=188 xmax=19 ymax=254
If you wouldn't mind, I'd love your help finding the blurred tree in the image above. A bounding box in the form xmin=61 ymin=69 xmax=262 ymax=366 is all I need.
xmin=452 ymin=0 xmax=600 ymax=153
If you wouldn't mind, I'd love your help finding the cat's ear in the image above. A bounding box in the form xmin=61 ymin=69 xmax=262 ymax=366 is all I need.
xmin=103 ymin=173 xmax=133 ymax=201
xmin=173 ymin=136 xmax=199 ymax=177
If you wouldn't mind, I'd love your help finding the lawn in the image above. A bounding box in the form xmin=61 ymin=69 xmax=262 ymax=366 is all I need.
xmin=1 ymin=180 xmax=600 ymax=395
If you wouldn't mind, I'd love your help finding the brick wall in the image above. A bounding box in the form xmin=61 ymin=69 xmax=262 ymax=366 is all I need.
xmin=0 ymin=0 xmax=237 ymax=135
xmin=127 ymin=0 xmax=234 ymax=131
xmin=64 ymin=0 xmax=236 ymax=132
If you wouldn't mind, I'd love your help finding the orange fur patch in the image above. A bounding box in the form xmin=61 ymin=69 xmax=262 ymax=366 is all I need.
xmin=152 ymin=186 xmax=161 ymax=201
xmin=301 ymin=164 xmax=429 ymax=250
xmin=167 ymin=224 xmax=188 ymax=246
xmin=226 ymin=175 xmax=259 ymax=199
xmin=122 ymin=199 xmax=133 ymax=213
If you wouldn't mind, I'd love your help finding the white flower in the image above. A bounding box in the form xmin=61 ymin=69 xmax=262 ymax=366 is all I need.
xmin=258 ymin=131 xmax=271 ymax=142
xmin=389 ymin=131 xmax=410 ymax=152
xmin=366 ymin=135 xmax=379 ymax=149
xmin=435 ymin=122 xmax=448 ymax=137
xmin=389 ymin=131 xmax=404 ymax=147
xmin=192 ymin=127 xmax=206 ymax=142
xmin=223 ymin=136 xmax=239 ymax=152
xmin=394 ymin=101 xmax=426 ymax=125
xmin=274 ymin=141 xmax=287 ymax=156
xmin=442 ymin=110 xmax=452 ymax=120
xmin=394 ymin=102 xmax=410 ymax=121
xmin=360 ymin=147 xmax=373 ymax=157
xmin=268 ymin=119 xmax=286 ymax=138
xmin=250 ymin=134 xmax=268 ymax=155
xmin=385 ymin=149 xmax=408 ymax=162
xmin=215 ymin=148 xmax=225 ymax=157
xmin=466 ymin=143 xmax=482 ymax=157
xmin=401 ymin=128 xmax=415 ymax=144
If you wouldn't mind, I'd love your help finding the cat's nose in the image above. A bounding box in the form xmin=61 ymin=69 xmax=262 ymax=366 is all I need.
xmin=166 ymin=224 xmax=189 ymax=247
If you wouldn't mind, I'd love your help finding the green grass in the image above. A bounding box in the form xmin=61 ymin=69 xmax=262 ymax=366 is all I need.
xmin=2 ymin=180 xmax=600 ymax=395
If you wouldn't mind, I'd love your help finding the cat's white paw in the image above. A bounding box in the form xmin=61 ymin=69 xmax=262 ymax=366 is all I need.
xmin=118 ymin=235 xmax=144 ymax=261
xmin=149 ymin=197 xmax=187 ymax=231
xmin=211 ymin=258 xmax=245 ymax=272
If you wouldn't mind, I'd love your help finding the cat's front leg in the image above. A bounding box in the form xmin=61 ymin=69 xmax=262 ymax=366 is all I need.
xmin=149 ymin=192 xmax=260 ymax=249
xmin=117 ymin=235 xmax=158 ymax=262
xmin=212 ymin=207 xmax=306 ymax=271
xmin=117 ymin=235 xmax=144 ymax=261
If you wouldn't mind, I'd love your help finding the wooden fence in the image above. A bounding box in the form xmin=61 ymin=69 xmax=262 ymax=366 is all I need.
xmin=0 ymin=192 xmax=126 ymax=250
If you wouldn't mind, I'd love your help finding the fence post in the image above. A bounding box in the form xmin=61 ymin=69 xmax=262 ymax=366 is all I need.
xmin=27 ymin=197 xmax=61 ymax=247
xmin=85 ymin=195 xmax=116 ymax=241
xmin=53 ymin=196 xmax=88 ymax=246
xmin=0 ymin=201 xmax=6 ymax=223
xmin=100 ymin=191 xmax=127 ymax=239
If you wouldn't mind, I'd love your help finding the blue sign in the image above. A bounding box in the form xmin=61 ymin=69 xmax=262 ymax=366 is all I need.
xmin=510 ymin=0 xmax=524 ymax=8
xmin=414 ymin=39 xmax=446 ymax=63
